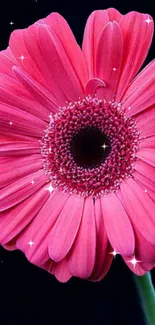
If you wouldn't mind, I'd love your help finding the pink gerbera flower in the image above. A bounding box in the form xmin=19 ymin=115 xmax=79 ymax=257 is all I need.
xmin=0 ymin=8 xmax=155 ymax=282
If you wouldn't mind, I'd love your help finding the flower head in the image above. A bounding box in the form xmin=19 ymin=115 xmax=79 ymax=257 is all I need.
xmin=0 ymin=8 xmax=155 ymax=282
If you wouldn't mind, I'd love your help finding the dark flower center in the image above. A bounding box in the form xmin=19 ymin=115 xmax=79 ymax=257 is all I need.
xmin=70 ymin=127 xmax=111 ymax=168
xmin=41 ymin=96 xmax=140 ymax=198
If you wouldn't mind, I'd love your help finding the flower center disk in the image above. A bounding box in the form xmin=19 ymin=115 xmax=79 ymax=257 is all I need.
xmin=70 ymin=127 xmax=111 ymax=168
xmin=41 ymin=96 xmax=139 ymax=197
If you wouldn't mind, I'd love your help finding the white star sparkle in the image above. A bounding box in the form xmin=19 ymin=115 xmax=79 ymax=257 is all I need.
xmin=19 ymin=55 xmax=25 ymax=61
xmin=144 ymin=17 xmax=153 ymax=25
xmin=9 ymin=21 xmax=14 ymax=26
xmin=128 ymin=256 xmax=140 ymax=268
xmin=31 ymin=180 xmax=35 ymax=185
xmin=112 ymin=67 xmax=117 ymax=72
xmin=144 ymin=189 xmax=148 ymax=193
xmin=101 ymin=143 xmax=108 ymax=150
xmin=45 ymin=183 xmax=54 ymax=194
xmin=110 ymin=249 xmax=118 ymax=257
xmin=28 ymin=240 xmax=35 ymax=247
xmin=9 ymin=121 xmax=13 ymax=125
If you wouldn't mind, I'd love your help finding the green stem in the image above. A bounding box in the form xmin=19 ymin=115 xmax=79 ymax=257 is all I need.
xmin=133 ymin=272 xmax=155 ymax=325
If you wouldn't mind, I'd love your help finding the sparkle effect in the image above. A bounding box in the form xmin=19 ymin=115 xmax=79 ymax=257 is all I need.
xmin=41 ymin=96 xmax=140 ymax=198
xmin=110 ymin=249 xmax=118 ymax=257
xmin=144 ymin=17 xmax=153 ymax=25
xmin=19 ymin=55 xmax=25 ymax=61
xmin=101 ymin=143 xmax=109 ymax=150
xmin=45 ymin=183 xmax=54 ymax=194
xmin=128 ymin=256 xmax=140 ymax=268
xmin=28 ymin=240 xmax=35 ymax=247
xmin=9 ymin=21 xmax=14 ymax=26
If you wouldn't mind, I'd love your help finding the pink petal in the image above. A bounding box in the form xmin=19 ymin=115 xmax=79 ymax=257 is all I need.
xmin=0 ymin=187 xmax=49 ymax=244
xmin=37 ymin=24 xmax=84 ymax=101
xmin=0 ymin=74 xmax=50 ymax=122
xmin=82 ymin=10 xmax=109 ymax=78
xmin=67 ymin=197 xmax=96 ymax=279
xmin=116 ymin=12 xmax=154 ymax=100
xmin=136 ymin=148 xmax=155 ymax=167
xmin=89 ymin=198 xmax=113 ymax=280
xmin=2 ymin=239 xmax=16 ymax=251
xmin=93 ymin=252 xmax=113 ymax=282
xmin=139 ymin=136 xmax=155 ymax=149
xmin=51 ymin=259 xmax=72 ymax=283
xmin=10 ymin=22 xmax=84 ymax=104
xmin=123 ymin=255 xmax=154 ymax=275
xmin=123 ymin=80 xmax=155 ymax=117
xmin=0 ymin=154 xmax=42 ymax=188
xmin=135 ymin=107 xmax=155 ymax=138
xmin=85 ymin=78 xmax=106 ymax=96
xmin=37 ymin=12 xmax=88 ymax=88
xmin=122 ymin=59 xmax=155 ymax=108
xmin=0 ymin=141 xmax=40 ymax=156
xmin=96 ymin=21 xmax=123 ymax=100
xmin=133 ymin=171 xmax=155 ymax=202
xmin=0 ymin=103 xmax=46 ymax=138
xmin=13 ymin=66 xmax=61 ymax=113
xmin=134 ymin=159 xmax=155 ymax=185
xmin=9 ymin=27 xmax=50 ymax=89
xmin=107 ymin=8 xmax=122 ymax=22
xmin=48 ymin=194 xmax=84 ymax=262
xmin=134 ymin=225 xmax=155 ymax=263
xmin=101 ymin=192 xmax=135 ymax=256
xmin=120 ymin=177 xmax=155 ymax=245
xmin=0 ymin=47 xmax=17 ymax=76
xmin=16 ymin=190 xmax=69 ymax=265
xmin=0 ymin=170 xmax=48 ymax=211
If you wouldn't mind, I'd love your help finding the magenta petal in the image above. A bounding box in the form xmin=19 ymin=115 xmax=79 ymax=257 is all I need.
xmin=0 ymin=74 xmax=50 ymax=122
xmin=134 ymin=225 xmax=155 ymax=263
xmin=0 ymin=154 xmax=42 ymax=188
xmin=0 ymin=47 xmax=17 ymax=76
xmin=67 ymin=197 xmax=96 ymax=279
xmin=123 ymin=59 xmax=155 ymax=112
xmin=101 ymin=192 xmax=135 ymax=256
xmin=134 ymin=160 xmax=155 ymax=185
xmin=37 ymin=24 xmax=84 ymax=102
xmin=107 ymin=8 xmax=122 ymax=22
xmin=96 ymin=21 xmax=123 ymax=100
xmin=116 ymin=12 xmax=154 ymax=100
xmin=85 ymin=78 xmax=106 ymax=96
xmin=123 ymin=255 xmax=154 ymax=276
xmin=16 ymin=190 xmax=69 ymax=265
xmin=89 ymin=198 xmax=113 ymax=280
xmin=0 ymin=141 xmax=40 ymax=156
xmin=0 ymin=103 xmax=46 ymax=138
xmin=48 ymin=194 xmax=84 ymax=262
xmin=51 ymin=259 xmax=72 ymax=283
xmin=37 ymin=12 xmax=88 ymax=87
xmin=121 ymin=178 xmax=155 ymax=245
xmin=0 ymin=187 xmax=49 ymax=244
xmin=136 ymin=148 xmax=155 ymax=167
xmin=82 ymin=10 xmax=109 ymax=78
xmin=123 ymin=80 xmax=155 ymax=117
xmin=13 ymin=66 xmax=60 ymax=113
xmin=0 ymin=170 xmax=48 ymax=211
xmin=135 ymin=107 xmax=155 ymax=138
xmin=140 ymin=136 xmax=155 ymax=149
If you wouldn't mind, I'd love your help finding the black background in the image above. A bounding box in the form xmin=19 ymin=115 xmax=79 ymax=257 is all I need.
xmin=0 ymin=0 xmax=155 ymax=324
